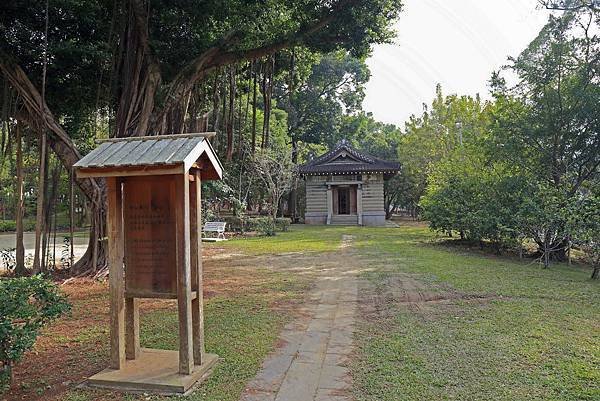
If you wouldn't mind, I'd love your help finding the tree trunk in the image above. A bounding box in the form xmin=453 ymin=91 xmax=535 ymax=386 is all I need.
xmin=220 ymin=73 xmax=227 ymax=154
xmin=542 ymin=234 xmax=550 ymax=269
xmin=226 ymin=66 xmax=235 ymax=161
xmin=271 ymin=201 xmax=278 ymax=235
xmin=33 ymin=130 xmax=47 ymax=273
xmin=69 ymin=168 xmax=75 ymax=267
xmin=592 ymin=266 xmax=599 ymax=280
xmin=241 ymin=62 xmax=251 ymax=158
xmin=261 ymin=57 xmax=274 ymax=149
xmin=260 ymin=63 xmax=270 ymax=149
xmin=46 ymin=162 xmax=61 ymax=270
xmin=286 ymin=51 xmax=298 ymax=222
xmin=236 ymin=66 xmax=244 ymax=159
xmin=41 ymin=157 xmax=54 ymax=271
xmin=14 ymin=120 xmax=25 ymax=276
xmin=211 ymin=70 xmax=221 ymax=147
xmin=114 ymin=0 xmax=160 ymax=137
xmin=519 ymin=238 xmax=524 ymax=260
xmin=287 ymin=138 xmax=298 ymax=221
xmin=251 ymin=61 xmax=258 ymax=152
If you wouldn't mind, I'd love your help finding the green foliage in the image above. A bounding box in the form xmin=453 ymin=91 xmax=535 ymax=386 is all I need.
xmin=489 ymin=10 xmax=599 ymax=198
xmin=0 ymin=221 xmax=16 ymax=233
xmin=398 ymin=85 xmax=490 ymax=215
xmin=223 ymin=216 xmax=291 ymax=236
xmin=0 ymin=220 xmax=36 ymax=232
xmin=252 ymin=217 xmax=277 ymax=237
xmin=0 ymin=276 xmax=70 ymax=391
xmin=414 ymin=8 xmax=599 ymax=265
xmin=566 ymin=194 xmax=600 ymax=278
xmin=286 ymin=51 xmax=371 ymax=149
xmin=419 ymin=147 xmax=578 ymax=260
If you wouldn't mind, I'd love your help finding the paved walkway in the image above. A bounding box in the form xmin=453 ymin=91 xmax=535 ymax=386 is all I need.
xmin=240 ymin=236 xmax=359 ymax=401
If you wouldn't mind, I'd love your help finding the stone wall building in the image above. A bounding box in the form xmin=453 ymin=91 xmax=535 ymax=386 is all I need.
xmin=299 ymin=140 xmax=400 ymax=226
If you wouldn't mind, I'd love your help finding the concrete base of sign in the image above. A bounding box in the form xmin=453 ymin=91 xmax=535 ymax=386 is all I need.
xmin=87 ymin=348 xmax=218 ymax=395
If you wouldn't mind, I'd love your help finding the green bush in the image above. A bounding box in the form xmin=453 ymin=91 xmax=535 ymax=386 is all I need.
xmin=251 ymin=218 xmax=276 ymax=236
xmin=217 ymin=217 xmax=291 ymax=235
xmin=222 ymin=216 xmax=245 ymax=233
xmin=275 ymin=218 xmax=291 ymax=232
xmin=420 ymin=153 xmax=533 ymax=246
xmin=250 ymin=217 xmax=291 ymax=236
xmin=0 ymin=220 xmax=36 ymax=232
xmin=0 ymin=221 xmax=16 ymax=232
xmin=0 ymin=276 xmax=71 ymax=392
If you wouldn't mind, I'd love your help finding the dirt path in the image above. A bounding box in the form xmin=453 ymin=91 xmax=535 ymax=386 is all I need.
xmin=240 ymin=235 xmax=360 ymax=401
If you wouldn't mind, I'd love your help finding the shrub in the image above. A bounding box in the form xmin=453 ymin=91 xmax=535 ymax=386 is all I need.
xmin=0 ymin=221 xmax=16 ymax=232
xmin=257 ymin=219 xmax=276 ymax=236
xmin=0 ymin=276 xmax=71 ymax=392
xmin=275 ymin=218 xmax=291 ymax=232
xmin=222 ymin=216 xmax=246 ymax=233
xmin=218 ymin=216 xmax=291 ymax=235
xmin=245 ymin=217 xmax=290 ymax=236
xmin=0 ymin=220 xmax=36 ymax=232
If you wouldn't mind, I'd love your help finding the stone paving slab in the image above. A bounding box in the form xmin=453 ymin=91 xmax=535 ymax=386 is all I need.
xmin=240 ymin=235 xmax=359 ymax=401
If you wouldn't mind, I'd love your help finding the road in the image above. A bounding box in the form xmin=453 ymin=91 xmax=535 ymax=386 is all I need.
xmin=0 ymin=231 xmax=89 ymax=269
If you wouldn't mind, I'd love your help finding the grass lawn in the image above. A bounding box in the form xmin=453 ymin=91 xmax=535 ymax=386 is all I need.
xmin=218 ymin=225 xmax=346 ymax=254
xmin=4 ymin=224 xmax=598 ymax=401
xmin=350 ymin=225 xmax=600 ymax=401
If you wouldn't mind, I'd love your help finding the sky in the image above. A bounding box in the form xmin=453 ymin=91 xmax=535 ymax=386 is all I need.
xmin=362 ymin=0 xmax=554 ymax=126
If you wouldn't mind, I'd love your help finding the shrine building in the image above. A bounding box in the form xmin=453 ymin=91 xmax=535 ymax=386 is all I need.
xmin=299 ymin=139 xmax=400 ymax=226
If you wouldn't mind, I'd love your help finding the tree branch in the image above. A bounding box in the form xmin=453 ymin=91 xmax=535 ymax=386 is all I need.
xmin=538 ymin=0 xmax=599 ymax=11
xmin=153 ymin=0 xmax=353 ymax=132
xmin=0 ymin=50 xmax=103 ymax=207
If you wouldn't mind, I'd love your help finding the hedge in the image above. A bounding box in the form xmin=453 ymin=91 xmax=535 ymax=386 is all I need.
xmin=220 ymin=216 xmax=291 ymax=235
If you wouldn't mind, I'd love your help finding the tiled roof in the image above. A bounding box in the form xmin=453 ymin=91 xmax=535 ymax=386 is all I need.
xmin=299 ymin=139 xmax=400 ymax=175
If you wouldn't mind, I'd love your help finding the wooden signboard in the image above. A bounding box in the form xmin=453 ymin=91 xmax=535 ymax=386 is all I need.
xmin=76 ymin=133 xmax=223 ymax=394
xmin=123 ymin=175 xmax=177 ymax=296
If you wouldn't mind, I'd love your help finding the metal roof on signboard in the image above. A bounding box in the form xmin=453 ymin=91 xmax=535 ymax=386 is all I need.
xmin=74 ymin=133 xmax=223 ymax=179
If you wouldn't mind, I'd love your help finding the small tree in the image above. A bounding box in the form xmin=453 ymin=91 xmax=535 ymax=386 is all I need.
xmin=518 ymin=185 xmax=570 ymax=269
xmin=566 ymin=195 xmax=600 ymax=279
xmin=252 ymin=147 xmax=295 ymax=235
xmin=0 ymin=276 xmax=70 ymax=391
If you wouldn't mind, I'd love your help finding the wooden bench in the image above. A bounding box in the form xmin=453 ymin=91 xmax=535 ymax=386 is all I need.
xmin=202 ymin=221 xmax=227 ymax=242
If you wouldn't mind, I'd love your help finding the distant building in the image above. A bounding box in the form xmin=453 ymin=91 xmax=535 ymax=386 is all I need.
xmin=299 ymin=140 xmax=400 ymax=226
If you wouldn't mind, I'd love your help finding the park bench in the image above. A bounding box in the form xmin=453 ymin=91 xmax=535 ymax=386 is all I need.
xmin=202 ymin=221 xmax=227 ymax=242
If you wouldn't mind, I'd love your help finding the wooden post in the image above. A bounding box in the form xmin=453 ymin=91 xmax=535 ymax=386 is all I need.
xmin=107 ymin=177 xmax=125 ymax=369
xmin=326 ymin=185 xmax=332 ymax=225
xmin=125 ymin=297 xmax=140 ymax=360
xmin=176 ymin=173 xmax=194 ymax=375
xmin=357 ymin=184 xmax=363 ymax=226
xmin=190 ymin=170 xmax=205 ymax=365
